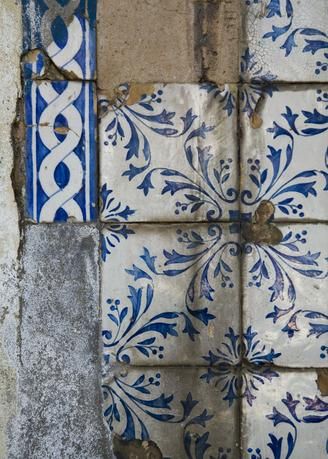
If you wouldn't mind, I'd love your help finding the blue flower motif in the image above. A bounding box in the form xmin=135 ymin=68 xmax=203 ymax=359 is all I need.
xmin=201 ymin=327 xmax=281 ymax=407
xmin=102 ymin=372 xmax=231 ymax=458
xmin=100 ymin=84 xmax=239 ymax=221
xmin=247 ymin=0 xmax=328 ymax=76
xmin=242 ymin=99 xmax=328 ymax=218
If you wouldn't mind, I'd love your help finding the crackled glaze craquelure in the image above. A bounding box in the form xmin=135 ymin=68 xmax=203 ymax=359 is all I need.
xmin=242 ymin=0 xmax=328 ymax=82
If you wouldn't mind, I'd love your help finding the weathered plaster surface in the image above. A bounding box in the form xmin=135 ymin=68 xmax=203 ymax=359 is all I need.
xmin=0 ymin=1 xmax=22 ymax=457
xmin=9 ymin=225 xmax=111 ymax=459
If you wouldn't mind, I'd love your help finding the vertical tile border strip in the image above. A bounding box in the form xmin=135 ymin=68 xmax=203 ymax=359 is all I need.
xmin=25 ymin=80 xmax=97 ymax=222
xmin=22 ymin=0 xmax=97 ymax=222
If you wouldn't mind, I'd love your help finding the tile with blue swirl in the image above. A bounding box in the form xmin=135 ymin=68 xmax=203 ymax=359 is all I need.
xmin=242 ymin=0 xmax=328 ymax=82
xmin=99 ymin=83 xmax=239 ymax=223
xmin=101 ymin=223 xmax=240 ymax=365
xmin=240 ymin=86 xmax=328 ymax=221
xmin=25 ymin=80 xmax=97 ymax=222
xmin=242 ymin=223 xmax=328 ymax=367
xmin=22 ymin=0 xmax=96 ymax=80
xmin=102 ymin=366 xmax=239 ymax=459
xmin=242 ymin=370 xmax=328 ymax=459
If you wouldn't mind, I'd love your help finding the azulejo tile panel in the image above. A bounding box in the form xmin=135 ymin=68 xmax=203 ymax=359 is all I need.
xmin=242 ymin=370 xmax=328 ymax=459
xmin=102 ymin=366 xmax=239 ymax=458
xmin=241 ymin=0 xmax=328 ymax=82
xmin=25 ymin=80 xmax=97 ymax=222
xmin=240 ymin=85 xmax=328 ymax=221
xmin=99 ymin=83 xmax=239 ymax=223
xmin=242 ymin=223 xmax=328 ymax=367
xmin=101 ymin=223 xmax=241 ymax=366
xmin=22 ymin=0 xmax=96 ymax=80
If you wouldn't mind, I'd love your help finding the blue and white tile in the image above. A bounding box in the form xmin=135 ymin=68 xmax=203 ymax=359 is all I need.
xmin=241 ymin=0 xmax=328 ymax=82
xmin=99 ymin=83 xmax=239 ymax=223
xmin=102 ymin=366 xmax=239 ymax=459
xmin=22 ymin=0 xmax=96 ymax=80
xmin=242 ymin=369 xmax=328 ymax=459
xmin=240 ymin=86 xmax=328 ymax=221
xmin=25 ymin=80 xmax=97 ymax=222
xmin=242 ymin=223 xmax=328 ymax=367
xmin=101 ymin=223 xmax=240 ymax=366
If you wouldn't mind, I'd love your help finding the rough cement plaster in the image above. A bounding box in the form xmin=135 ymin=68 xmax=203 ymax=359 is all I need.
xmin=8 ymin=225 xmax=111 ymax=459
xmin=0 ymin=0 xmax=22 ymax=457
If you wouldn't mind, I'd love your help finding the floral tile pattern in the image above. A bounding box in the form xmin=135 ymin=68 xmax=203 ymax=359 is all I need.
xmin=240 ymin=85 xmax=328 ymax=221
xmin=22 ymin=0 xmax=96 ymax=80
xmin=242 ymin=370 xmax=328 ymax=459
xmin=102 ymin=366 xmax=239 ymax=459
xmin=242 ymin=223 xmax=328 ymax=367
xmin=25 ymin=80 xmax=97 ymax=222
xmin=99 ymin=83 xmax=239 ymax=223
xmin=241 ymin=0 xmax=328 ymax=82
xmin=101 ymin=223 xmax=241 ymax=366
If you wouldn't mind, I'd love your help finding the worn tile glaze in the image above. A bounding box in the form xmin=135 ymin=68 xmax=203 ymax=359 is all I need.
xmin=240 ymin=85 xmax=328 ymax=221
xmin=242 ymin=370 xmax=328 ymax=458
xmin=99 ymin=83 xmax=239 ymax=222
xmin=25 ymin=80 xmax=97 ymax=222
xmin=242 ymin=223 xmax=328 ymax=367
xmin=242 ymin=0 xmax=328 ymax=82
xmin=102 ymin=366 xmax=239 ymax=458
xmin=101 ymin=223 xmax=240 ymax=366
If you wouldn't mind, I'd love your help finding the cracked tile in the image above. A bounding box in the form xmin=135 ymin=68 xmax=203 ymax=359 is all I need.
xmin=241 ymin=0 xmax=328 ymax=82
xmin=242 ymin=223 xmax=328 ymax=367
xmin=101 ymin=223 xmax=240 ymax=366
xmin=99 ymin=83 xmax=239 ymax=223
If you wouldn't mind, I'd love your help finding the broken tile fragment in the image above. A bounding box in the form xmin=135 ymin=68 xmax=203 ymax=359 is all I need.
xmin=22 ymin=0 xmax=96 ymax=80
xmin=25 ymin=80 xmax=97 ymax=222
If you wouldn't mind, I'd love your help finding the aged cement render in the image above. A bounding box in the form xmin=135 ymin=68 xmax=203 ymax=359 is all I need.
xmin=8 ymin=226 xmax=110 ymax=459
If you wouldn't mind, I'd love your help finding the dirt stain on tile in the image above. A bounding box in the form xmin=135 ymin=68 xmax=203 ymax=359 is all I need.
xmin=113 ymin=434 xmax=163 ymax=459
xmin=242 ymin=200 xmax=283 ymax=245
xmin=316 ymin=369 xmax=328 ymax=396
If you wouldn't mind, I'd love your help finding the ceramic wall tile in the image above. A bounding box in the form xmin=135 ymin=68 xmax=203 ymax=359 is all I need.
xmin=242 ymin=223 xmax=328 ymax=367
xmin=241 ymin=0 xmax=328 ymax=82
xmin=102 ymin=366 xmax=239 ymax=459
xmin=25 ymin=80 xmax=97 ymax=222
xmin=242 ymin=369 xmax=328 ymax=459
xmin=101 ymin=223 xmax=241 ymax=366
xmin=22 ymin=0 xmax=96 ymax=80
xmin=240 ymin=85 xmax=328 ymax=221
xmin=99 ymin=83 xmax=239 ymax=223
